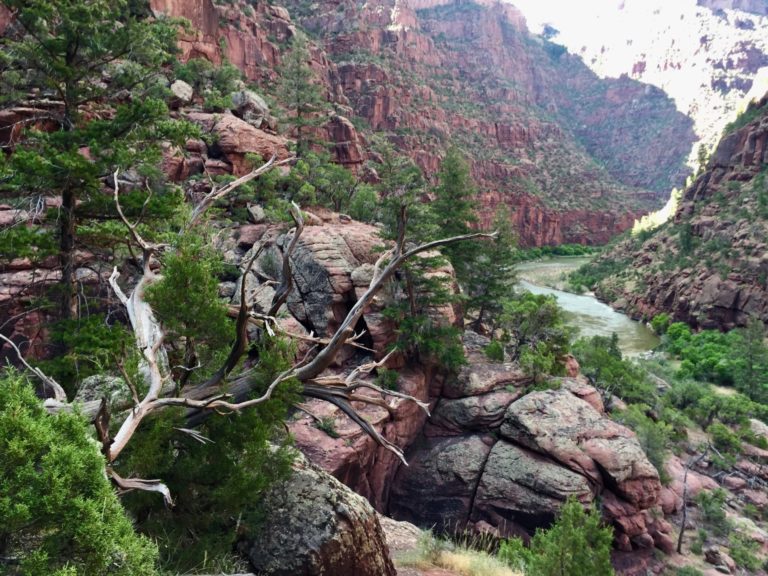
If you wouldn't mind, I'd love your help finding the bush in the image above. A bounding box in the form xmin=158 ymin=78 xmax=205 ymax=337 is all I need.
xmin=728 ymin=532 xmax=761 ymax=571
xmin=676 ymin=568 xmax=705 ymax=576
xmin=118 ymin=336 xmax=298 ymax=572
xmin=650 ymin=313 xmax=671 ymax=335
xmin=0 ymin=370 xmax=159 ymax=575
xmin=499 ymin=498 xmax=614 ymax=576
xmin=485 ymin=340 xmax=505 ymax=362
xmin=695 ymin=488 xmax=729 ymax=536
xmin=616 ymin=405 xmax=671 ymax=484
xmin=708 ymin=422 xmax=742 ymax=454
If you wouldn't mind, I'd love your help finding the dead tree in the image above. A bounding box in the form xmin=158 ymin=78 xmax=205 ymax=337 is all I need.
xmin=22 ymin=158 xmax=496 ymax=502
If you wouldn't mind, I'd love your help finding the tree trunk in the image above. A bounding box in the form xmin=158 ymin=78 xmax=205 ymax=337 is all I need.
xmin=59 ymin=186 xmax=77 ymax=321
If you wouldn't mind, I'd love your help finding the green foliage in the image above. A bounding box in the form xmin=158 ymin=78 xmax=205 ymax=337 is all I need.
xmin=676 ymin=568 xmax=705 ymax=576
xmin=568 ymin=254 xmax=631 ymax=292
xmin=33 ymin=315 xmax=133 ymax=397
xmin=0 ymin=0 xmax=194 ymax=320
xmin=484 ymin=340 xmax=505 ymax=362
xmin=430 ymin=146 xmax=478 ymax=285
xmin=174 ymin=57 xmax=241 ymax=109
xmin=498 ymin=292 xmax=573 ymax=368
xmin=518 ymin=243 xmax=597 ymax=261
xmin=145 ymin=232 xmax=233 ymax=379
xmin=315 ymin=416 xmax=340 ymax=438
xmin=728 ymin=532 xmax=762 ymax=571
xmin=388 ymin=311 xmax=467 ymax=371
xmin=572 ymin=334 xmax=655 ymax=404
xmin=376 ymin=368 xmax=399 ymax=391
xmin=695 ymin=488 xmax=728 ymax=536
xmin=615 ymin=405 xmax=671 ymax=484
xmin=708 ymin=422 xmax=742 ymax=454
xmin=650 ymin=313 xmax=671 ymax=335
xmin=723 ymin=101 xmax=766 ymax=135
xmin=498 ymin=498 xmax=614 ymax=576
xmin=467 ymin=206 xmax=519 ymax=329
xmin=663 ymin=320 xmax=768 ymax=402
xmin=277 ymin=33 xmax=326 ymax=156
xmin=119 ymin=336 xmax=298 ymax=573
xmin=0 ymin=370 xmax=159 ymax=575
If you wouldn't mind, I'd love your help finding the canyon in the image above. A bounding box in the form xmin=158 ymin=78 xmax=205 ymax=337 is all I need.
xmin=147 ymin=0 xmax=701 ymax=246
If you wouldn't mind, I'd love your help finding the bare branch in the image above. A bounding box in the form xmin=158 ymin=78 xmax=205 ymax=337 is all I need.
xmin=109 ymin=469 xmax=173 ymax=507
xmin=268 ymin=201 xmax=304 ymax=317
xmin=0 ymin=332 xmax=67 ymax=402
xmin=293 ymin=229 xmax=496 ymax=382
xmin=188 ymin=155 xmax=295 ymax=226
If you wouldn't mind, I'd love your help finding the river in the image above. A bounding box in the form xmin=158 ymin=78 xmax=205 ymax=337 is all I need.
xmin=515 ymin=257 xmax=660 ymax=356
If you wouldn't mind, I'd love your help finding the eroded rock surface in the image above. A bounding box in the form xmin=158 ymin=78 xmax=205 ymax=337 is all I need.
xmin=244 ymin=453 xmax=396 ymax=576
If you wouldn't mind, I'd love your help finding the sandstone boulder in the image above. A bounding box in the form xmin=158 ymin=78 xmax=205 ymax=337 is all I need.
xmin=471 ymin=440 xmax=594 ymax=532
xmin=230 ymin=89 xmax=275 ymax=130
xmin=187 ymin=112 xmax=291 ymax=175
xmin=170 ymin=79 xmax=194 ymax=106
xmin=389 ymin=434 xmax=493 ymax=531
xmin=244 ymin=453 xmax=396 ymax=576
xmin=500 ymin=389 xmax=661 ymax=508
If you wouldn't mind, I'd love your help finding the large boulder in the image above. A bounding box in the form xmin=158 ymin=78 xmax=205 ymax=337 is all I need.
xmin=244 ymin=453 xmax=396 ymax=576
xmin=186 ymin=112 xmax=291 ymax=175
xmin=500 ymin=388 xmax=661 ymax=508
xmin=230 ymin=89 xmax=276 ymax=131
xmin=388 ymin=434 xmax=493 ymax=532
xmin=471 ymin=440 xmax=594 ymax=532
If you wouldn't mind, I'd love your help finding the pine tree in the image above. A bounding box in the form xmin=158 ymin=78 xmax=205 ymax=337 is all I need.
xmin=430 ymin=146 xmax=479 ymax=285
xmin=499 ymin=498 xmax=615 ymax=576
xmin=467 ymin=206 xmax=518 ymax=329
xmin=277 ymin=33 xmax=326 ymax=157
xmin=732 ymin=316 xmax=768 ymax=402
xmin=0 ymin=0 xmax=191 ymax=321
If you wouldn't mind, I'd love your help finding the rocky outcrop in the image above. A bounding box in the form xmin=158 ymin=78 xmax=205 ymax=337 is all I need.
xmin=387 ymin=351 xmax=670 ymax=553
xmin=594 ymin=94 xmax=768 ymax=329
xmin=186 ymin=112 xmax=292 ymax=175
xmin=244 ymin=452 xmax=396 ymax=576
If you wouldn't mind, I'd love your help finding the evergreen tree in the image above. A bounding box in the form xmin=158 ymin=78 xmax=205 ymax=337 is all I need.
xmin=430 ymin=146 xmax=479 ymax=285
xmin=732 ymin=316 xmax=768 ymax=402
xmin=0 ymin=0 xmax=191 ymax=321
xmin=467 ymin=206 xmax=518 ymax=329
xmin=0 ymin=369 xmax=159 ymax=575
xmin=277 ymin=33 xmax=326 ymax=157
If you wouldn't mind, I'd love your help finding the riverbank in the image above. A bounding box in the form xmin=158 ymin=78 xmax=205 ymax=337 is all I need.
xmin=516 ymin=257 xmax=660 ymax=355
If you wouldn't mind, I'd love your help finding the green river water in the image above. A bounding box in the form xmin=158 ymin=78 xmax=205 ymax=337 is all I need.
xmin=515 ymin=257 xmax=660 ymax=356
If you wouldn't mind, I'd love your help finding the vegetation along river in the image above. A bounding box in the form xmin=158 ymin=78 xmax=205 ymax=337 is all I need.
xmin=516 ymin=257 xmax=660 ymax=356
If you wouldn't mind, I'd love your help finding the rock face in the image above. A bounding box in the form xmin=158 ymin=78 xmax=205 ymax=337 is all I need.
xmin=148 ymin=0 xmax=700 ymax=246
xmin=594 ymin=93 xmax=768 ymax=329
xmin=244 ymin=453 xmax=396 ymax=576
xmin=390 ymin=375 xmax=670 ymax=551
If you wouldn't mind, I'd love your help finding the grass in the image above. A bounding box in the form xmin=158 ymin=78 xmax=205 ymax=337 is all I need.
xmin=395 ymin=531 xmax=523 ymax=576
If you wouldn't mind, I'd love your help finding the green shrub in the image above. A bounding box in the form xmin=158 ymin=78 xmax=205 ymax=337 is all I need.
xmin=484 ymin=340 xmax=505 ymax=362
xmin=728 ymin=532 xmax=761 ymax=571
xmin=676 ymin=567 xmax=704 ymax=576
xmin=0 ymin=370 xmax=159 ymax=575
xmin=695 ymin=488 xmax=729 ymax=536
xmin=708 ymin=422 xmax=742 ymax=454
xmin=118 ymin=336 xmax=298 ymax=572
xmin=376 ymin=368 xmax=399 ymax=391
xmin=499 ymin=498 xmax=614 ymax=576
xmin=650 ymin=313 xmax=671 ymax=335
xmin=616 ymin=405 xmax=671 ymax=484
